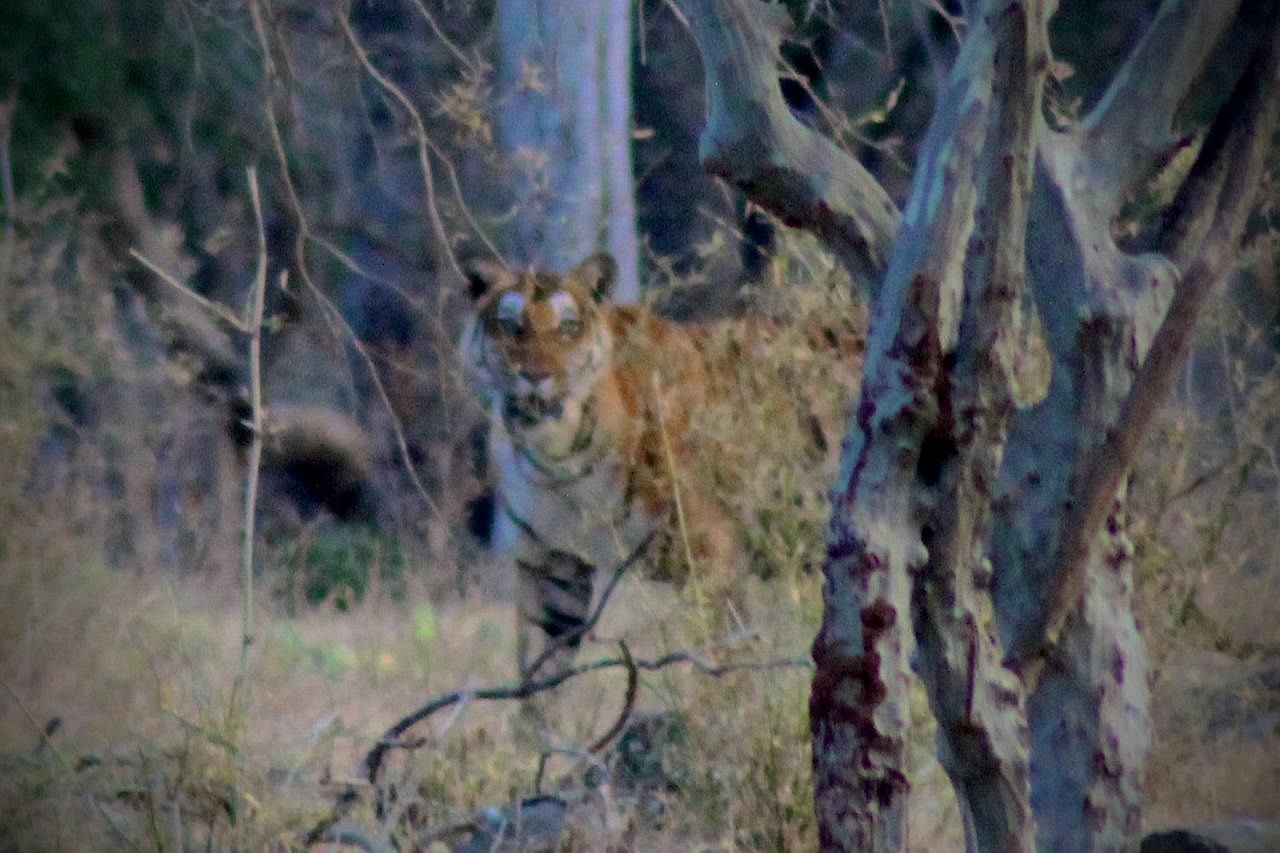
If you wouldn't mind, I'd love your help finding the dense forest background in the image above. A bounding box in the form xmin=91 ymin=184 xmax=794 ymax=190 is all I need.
xmin=0 ymin=0 xmax=1277 ymax=849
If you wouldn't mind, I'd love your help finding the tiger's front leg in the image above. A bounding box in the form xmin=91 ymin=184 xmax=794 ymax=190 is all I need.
xmin=515 ymin=550 xmax=596 ymax=683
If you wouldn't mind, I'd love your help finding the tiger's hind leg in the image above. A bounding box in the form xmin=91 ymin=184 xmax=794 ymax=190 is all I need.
xmin=515 ymin=550 xmax=597 ymax=683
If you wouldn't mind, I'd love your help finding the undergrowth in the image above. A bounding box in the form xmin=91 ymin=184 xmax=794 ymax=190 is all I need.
xmin=1 ymin=213 xmax=1278 ymax=849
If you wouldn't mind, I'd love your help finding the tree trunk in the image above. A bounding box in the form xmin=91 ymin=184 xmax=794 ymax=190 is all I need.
xmin=496 ymin=0 xmax=640 ymax=301
xmin=682 ymin=0 xmax=1280 ymax=849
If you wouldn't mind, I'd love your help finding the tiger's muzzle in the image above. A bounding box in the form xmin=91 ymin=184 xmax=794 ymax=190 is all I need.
xmin=503 ymin=371 xmax=568 ymax=426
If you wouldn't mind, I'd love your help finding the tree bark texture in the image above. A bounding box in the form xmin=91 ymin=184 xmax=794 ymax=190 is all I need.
xmin=496 ymin=0 xmax=640 ymax=300
xmin=684 ymin=0 xmax=1280 ymax=849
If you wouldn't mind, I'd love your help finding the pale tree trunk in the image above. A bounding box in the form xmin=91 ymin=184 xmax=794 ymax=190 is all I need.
xmin=496 ymin=0 xmax=640 ymax=301
xmin=682 ymin=0 xmax=1280 ymax=849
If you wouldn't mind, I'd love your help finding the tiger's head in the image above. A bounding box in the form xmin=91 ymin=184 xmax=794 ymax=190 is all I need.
xmin=461 ymin=253 xmax=618 ymax=430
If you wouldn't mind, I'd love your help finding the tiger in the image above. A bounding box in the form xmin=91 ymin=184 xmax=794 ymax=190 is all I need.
xmin=460 ymin=252 xmax=860 ymax=682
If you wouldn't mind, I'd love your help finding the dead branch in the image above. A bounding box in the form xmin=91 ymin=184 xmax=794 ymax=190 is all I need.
xmin=303 ymin=634 xmax=809 ymax=846
xmin=247 ymin=0 xmax=450 ymax=536
xmin=532 ymin=640 xmax=635 ymax=794
xmin=364 ymin=645 xmax=808 ymax=791
xmin=680 ymin=0 xmax=900 ymax=291
xmin=587 ymin=640 xmax=639 ymax=755
xmin=336 ymin=10 xmax=460 ymax=278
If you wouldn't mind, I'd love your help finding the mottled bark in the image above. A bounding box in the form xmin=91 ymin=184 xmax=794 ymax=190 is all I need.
xmin=681 ymin=0 xmax=1278 ymax=850
xmin=808 ymin=0 xmax=1051 ymax=845
xmin=496 ymin=0 xmax=639 ymax=300
xmin=1003 ymin=31 xmax=1279 ymax=848
xmin=909 ymin=2 xmax=1049 ymax=849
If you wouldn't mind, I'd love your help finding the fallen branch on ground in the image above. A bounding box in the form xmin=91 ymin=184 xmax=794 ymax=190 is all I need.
xmin=303 ymin=634 xmax=810 ymax=847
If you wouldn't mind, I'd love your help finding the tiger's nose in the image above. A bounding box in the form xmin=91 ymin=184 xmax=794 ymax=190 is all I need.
xmin=516 ymin=369 xmax=554 ymax=397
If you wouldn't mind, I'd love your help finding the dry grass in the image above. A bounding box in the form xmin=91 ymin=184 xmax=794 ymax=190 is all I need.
xmin=1133 ymin=266 xmax=1280 ymax=833
xmin=2 ymin=217 xmax=1277 ymax=850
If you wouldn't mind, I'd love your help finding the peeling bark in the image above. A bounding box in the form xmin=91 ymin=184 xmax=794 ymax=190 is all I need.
xmin=811 ymin=270 xmax=940 ymax=852
xmin=909 ymin=2 xmax=1050 ymax=849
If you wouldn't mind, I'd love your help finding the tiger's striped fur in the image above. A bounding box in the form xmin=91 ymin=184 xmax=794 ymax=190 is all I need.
xmin=461 ymin=252 xmax=862 ymax=682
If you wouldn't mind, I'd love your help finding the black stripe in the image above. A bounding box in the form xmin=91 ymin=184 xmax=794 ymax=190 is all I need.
xmin=501 ymin=501 xmax=544 ymax=545
xmin=504 ymin=397 xmax=603 ymax=485
xmin=516 ymin=550 xmax=593 ymax=577
xmin=517 ymin=442 xmax=600 ymax=484
xmin=536 ymin=605 xmax=586 ymax=643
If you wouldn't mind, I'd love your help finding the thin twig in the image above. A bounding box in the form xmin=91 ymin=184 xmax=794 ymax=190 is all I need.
xmin=363 ymin=636 xmax=808 ymax=793
xmin=2 ymin=678 xmax=144 ymax=851
xmin=336 ymin=10 xmax=460 ymax=277
xmin=587 ymin=640 xmax=638 ymax=754
xmin=303 ymin=627 xmax=808 ymax=844
xmin=0 ymin=677 xmax=73 ymax=774
xmin=128 ymin=249 xmax=248 ymax=332
xmin=408 ymin=0 xmax=476 ymax=72
xmin=0 ymin=88 xmax=17 ymax=324
xmin=236 ymin=165 xmax=268 ymax=688
xmin=221 ymin=164 xmax=270 ymax=853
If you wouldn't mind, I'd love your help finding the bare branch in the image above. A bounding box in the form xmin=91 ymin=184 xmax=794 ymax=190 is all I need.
xmin=129 ymin=249 xmax=249 ymax=333
xmin=1016 ymin=20 xmax=1280 ymax=671
xmin=228 ymin=166 xmax=269 ymax=726
xmin=1080 ymin=0 xmax=1242 ymax=218
xmin=362 ymin=642 xmax=809 ymax=787
xmin=587 ymin=640 xmax=639 ymax=754
xmin=680 ymin=0 xmax=900 ymax=291
xmin=247 ymin=0 xmax=450 ymax=534
xmin=336 ymin=11 xmax=461 ymax=278
xmin=301 ymin=627 xmax=808 ymax=845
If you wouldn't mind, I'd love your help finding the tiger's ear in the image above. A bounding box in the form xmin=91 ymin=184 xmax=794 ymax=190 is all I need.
xmin=463 ymin=259 xmax=510 ymax=302
xmin=572 ymin=253 xmax=617 ymax=303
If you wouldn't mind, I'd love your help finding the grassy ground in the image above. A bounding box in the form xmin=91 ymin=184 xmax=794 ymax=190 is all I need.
xmin=2 ymin=514 xmax=1275 ymax=850
xmin=1 ymin=240 xmax=1277 ymax=850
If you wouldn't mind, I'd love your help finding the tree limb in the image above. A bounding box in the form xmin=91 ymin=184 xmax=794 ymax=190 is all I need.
xmin=1079 ymin=0 xmax=1242 ymax=219
xmin=680 ymin=0 xmax=900 ymax=291
xmin=1015 ymin=19 xmax=1280 ymax=672
xmin=909 ymin=0 xmax=1050 ymax=847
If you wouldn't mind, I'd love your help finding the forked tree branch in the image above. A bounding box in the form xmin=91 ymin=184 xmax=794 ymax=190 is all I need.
xmin=680 ymin=0 xmax=900 ymax=291
xmin=1016 ymin=20 xmax=1280 ymax=671
xmin=1079 ymin=0 xmax=1242 ymax=219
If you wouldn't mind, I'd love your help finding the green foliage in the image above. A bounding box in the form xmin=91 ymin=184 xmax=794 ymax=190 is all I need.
xmin=271 ymin=524 xmax=409 ymax=612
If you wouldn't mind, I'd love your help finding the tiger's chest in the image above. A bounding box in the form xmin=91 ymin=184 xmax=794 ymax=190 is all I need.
xmin=488 ymin=404 xmax=660 ymax=572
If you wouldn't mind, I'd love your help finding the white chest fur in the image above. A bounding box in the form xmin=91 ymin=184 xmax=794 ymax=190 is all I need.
xmin=489 ymin=405 xmax=658 ymax=573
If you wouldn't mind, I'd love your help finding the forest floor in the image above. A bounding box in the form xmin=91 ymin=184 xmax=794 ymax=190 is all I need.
xmin=0 ymin=531 xmax=1276 ymax=850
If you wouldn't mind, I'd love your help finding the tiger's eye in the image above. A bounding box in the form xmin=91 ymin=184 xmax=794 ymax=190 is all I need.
xmin=494 ymin=291 xmax=525 ymax=336
xmin=549 ymin=291 xmax=581 ymax=338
